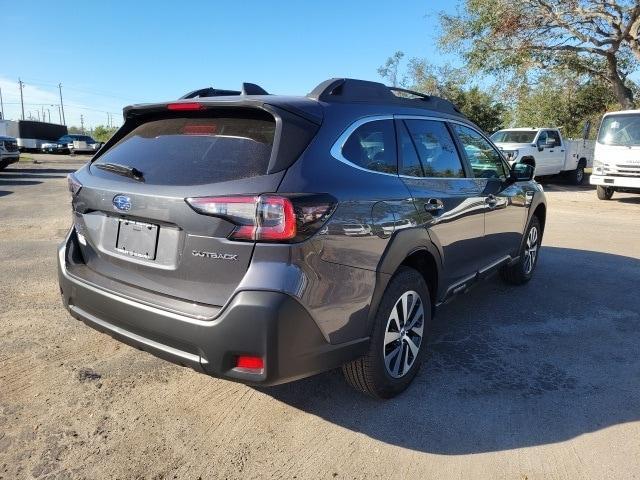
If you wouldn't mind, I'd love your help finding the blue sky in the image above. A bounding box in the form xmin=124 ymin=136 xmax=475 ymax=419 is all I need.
xmin=2 ymin=0 xmax=456 ymax=128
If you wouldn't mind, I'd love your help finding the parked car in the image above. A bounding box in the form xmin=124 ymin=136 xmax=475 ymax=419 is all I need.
xmin=42 ymin=134 xmax=102 ymax=154
xmin=491 ymin=127 xmax=594 ymax=184
xmin=0 ymin=135 xmax=20 ymax=170
xmin=590 ymin=110 xmax=640 ymax=200
xmin=58 ymin=78 xmax=546 ymax=398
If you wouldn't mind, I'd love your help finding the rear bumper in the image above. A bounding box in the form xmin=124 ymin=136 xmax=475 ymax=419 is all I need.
xmin=590 ymin=174 xmax=640 ymax=190
xmin=57 ymin=229 xmax=367 ymax=386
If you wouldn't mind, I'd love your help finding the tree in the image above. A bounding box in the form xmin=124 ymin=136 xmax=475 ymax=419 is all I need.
xmin=379 ymin=54 xmax=506 ymax=132
xmin=440 ymin=0 xmax=640 ymax=109
xmin=92 ymin=125 xmax=118 ymax=143
xmin=504 ymin=74 xmax=617 ymax=137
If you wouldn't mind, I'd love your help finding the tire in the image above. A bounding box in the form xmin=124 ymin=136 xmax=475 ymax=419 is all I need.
xmin=597 ymin=185 xmax=614 ymax=200
xmin=500 ymin=216 xmax=541 ymax=285
xmin=342 ymin=266 xmax=431 ymax=398
xmin=566 ymin=165 xmax=585 ymax=185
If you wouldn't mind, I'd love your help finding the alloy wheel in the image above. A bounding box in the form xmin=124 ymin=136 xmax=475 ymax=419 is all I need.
xmin=524 ymin=226 xmax=539 ymax=274
xmin=383 ymin=290 xmax=424 ymax=378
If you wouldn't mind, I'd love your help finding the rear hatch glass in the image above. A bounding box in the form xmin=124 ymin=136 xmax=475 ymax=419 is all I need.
xmin=91 ymin=111 xmax=276 ymax=185
xmin=73 ymin=109 xmax=284 ymax=309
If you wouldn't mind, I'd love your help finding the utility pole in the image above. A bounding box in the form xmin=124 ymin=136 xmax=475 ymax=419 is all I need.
xmin=0 ymin=87 xmax=4 ymax=119
xmin=19 ymin=78 xmax=25 ymax=120
xmin=58 ymin=83 xmax=66 ymax=125
xmin=57 ymin=105 xmax=62 ymax=124
xmin=46 ymin=109 xmax=51 ymax=123
xmin=36 ymin=110 xmax=40 ymax=122
xmin=80 ymin=114 xmax=84 ymax=133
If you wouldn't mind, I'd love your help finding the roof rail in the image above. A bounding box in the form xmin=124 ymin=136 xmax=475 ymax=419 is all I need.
xmin=307 ymin=78 xmax=462 ymax=116
xmin=179 ymin=82 xmax=269 ymax=99
xmin=387 ymin=86 xmax=430 ymax=100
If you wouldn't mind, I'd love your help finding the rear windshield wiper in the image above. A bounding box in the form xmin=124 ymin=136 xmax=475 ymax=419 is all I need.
xmin=94 ymin=162 xmax=144 ymax=181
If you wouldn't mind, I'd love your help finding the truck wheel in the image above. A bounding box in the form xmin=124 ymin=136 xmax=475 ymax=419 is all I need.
xmin=597 ymin=186 xmax=614 ymax=200
xmin=342 ymin=266 xmax=430 ymax=399
xmin=500 ymin=216 xmax=541 ymax=285
xmin=566 ymin=165 xmax=585 ymax=185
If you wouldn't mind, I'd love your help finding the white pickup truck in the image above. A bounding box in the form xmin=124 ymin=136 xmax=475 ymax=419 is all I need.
xmin=590 ymin=110 xmax=640 ymax=200
xmin=491 ymin=128 xmax=594 ymax=185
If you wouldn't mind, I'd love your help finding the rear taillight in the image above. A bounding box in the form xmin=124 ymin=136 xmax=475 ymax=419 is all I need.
xmin=185 ymin=194 xmax=335 ymax=243
xmin=67 ymin=173 xmax=82 ymax=197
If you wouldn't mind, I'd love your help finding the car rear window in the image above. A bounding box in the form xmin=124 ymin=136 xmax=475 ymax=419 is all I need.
xmin=92 ymin=112 xmax=276 ymax=185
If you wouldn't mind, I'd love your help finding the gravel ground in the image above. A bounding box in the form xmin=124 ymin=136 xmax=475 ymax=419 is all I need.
xmin=1 ymin=155 xmax=639 ymax=480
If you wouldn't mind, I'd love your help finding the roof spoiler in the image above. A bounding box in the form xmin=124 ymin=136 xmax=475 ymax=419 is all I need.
xmin=179 ymin=82 xmax=269 ymax=99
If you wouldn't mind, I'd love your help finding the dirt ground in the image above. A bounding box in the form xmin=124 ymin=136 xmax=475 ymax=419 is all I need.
xmin=1 ymin=155 xmax=639 ymax=479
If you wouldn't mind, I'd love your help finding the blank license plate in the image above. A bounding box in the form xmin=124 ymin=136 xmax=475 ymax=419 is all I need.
xmin=116 ymin=220 xmax=159 ymax=260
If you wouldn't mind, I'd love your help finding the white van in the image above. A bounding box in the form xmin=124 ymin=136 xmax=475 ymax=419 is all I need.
xmin=591 ymin=110 xmax=640 ymax=200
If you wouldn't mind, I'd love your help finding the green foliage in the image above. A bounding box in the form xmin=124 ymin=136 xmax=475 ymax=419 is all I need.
xmin=67 ymin=126 xmax=82 ymax=134
xmin=439 ymin=0 xmax=640 ymax=109
xmin=92 ymin=125 xmax=118 ymax=143
xmin=504 ymin=73 xmax=618 ymax=138
xmin=378 ymin=52 xmax=618 ymax=137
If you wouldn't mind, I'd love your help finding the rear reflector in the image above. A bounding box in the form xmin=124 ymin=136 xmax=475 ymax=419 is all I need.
xmin=167 ymin=102 xmax=204 ymax=111
xmin=236 ymin=355 xmax=264 ymax=370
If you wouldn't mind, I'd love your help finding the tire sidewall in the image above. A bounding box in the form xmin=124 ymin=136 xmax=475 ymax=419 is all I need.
xmin=367 ymin=267 xmax=431 ymax=397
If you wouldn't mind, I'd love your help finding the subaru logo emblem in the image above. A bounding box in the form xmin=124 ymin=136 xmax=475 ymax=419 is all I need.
xmin=112 ymin=194 xmax=132 ymax=212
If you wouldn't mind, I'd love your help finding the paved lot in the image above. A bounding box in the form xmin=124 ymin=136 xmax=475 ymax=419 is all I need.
xmin=1 ymin=155 xmax=639 ymax=479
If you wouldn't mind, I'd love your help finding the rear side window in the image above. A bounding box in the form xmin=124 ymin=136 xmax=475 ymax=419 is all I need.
xmin=92 ymin=113 xmax=275 ymax=185
xmin=403 ymin=119 xmax=465 ymax=178
xmin=341 ymin=120 xmax=397 ymax=174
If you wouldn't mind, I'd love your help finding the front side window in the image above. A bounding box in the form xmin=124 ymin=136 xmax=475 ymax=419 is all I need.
xmin=342 ymin=120 xmax=397 ymax=174
xmin=452 ymin=124 xmax=508 ymax=179
xmin=545 ymin=130 xmax=561 ymax=146
xmin=404 ymin=119 xmax=465 ymax=178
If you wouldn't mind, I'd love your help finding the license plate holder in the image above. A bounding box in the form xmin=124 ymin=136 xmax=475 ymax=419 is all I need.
xmin=116 ymin=219 xmax=159 ymax=260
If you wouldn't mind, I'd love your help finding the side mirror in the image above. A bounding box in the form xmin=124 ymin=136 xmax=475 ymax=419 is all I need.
xmin=510 ymin=163 xmax=534 ymax=182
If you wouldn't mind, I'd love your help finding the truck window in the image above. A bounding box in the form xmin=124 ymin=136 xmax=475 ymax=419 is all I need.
xmin=546 ymin=130 xmax=561 ymax=146
xmin=598 ymin=114 xmax=640 ymax=146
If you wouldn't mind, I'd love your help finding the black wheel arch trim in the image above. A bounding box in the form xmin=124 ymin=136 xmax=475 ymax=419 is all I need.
xmin=367 ymin=227 xmax=443 ymax=332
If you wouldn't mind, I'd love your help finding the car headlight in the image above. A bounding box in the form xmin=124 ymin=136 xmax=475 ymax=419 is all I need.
xmin=593 ymin=159 xmax=603 ymax=174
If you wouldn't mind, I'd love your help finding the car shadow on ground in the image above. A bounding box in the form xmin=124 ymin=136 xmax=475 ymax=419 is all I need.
xmin=263 ymin=246 xmax=640 ymax=454
xmin=539 ymin=177 xmax=596 ymax=192
xmin=1 ymin=167 xmax=77 ymax=178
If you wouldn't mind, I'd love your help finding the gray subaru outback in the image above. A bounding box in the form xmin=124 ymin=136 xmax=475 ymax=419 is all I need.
xmin=58 ymin=78 xmax=546 ymax=398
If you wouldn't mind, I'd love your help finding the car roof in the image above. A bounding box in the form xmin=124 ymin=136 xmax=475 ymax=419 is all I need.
xmin=123 ymin=78 xmax=469 ymax=126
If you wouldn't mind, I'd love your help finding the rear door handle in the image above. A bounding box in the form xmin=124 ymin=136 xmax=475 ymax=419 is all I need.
xmin=424 ymin=198 xmax=444 ymax=212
